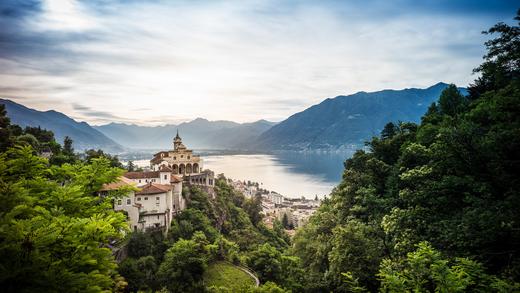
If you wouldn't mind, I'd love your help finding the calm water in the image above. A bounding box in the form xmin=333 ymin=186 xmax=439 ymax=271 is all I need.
xmin=204 ymin=152 xmax=352 ymax=199
xmin=129 ymin=151 xmax=352 ymax=199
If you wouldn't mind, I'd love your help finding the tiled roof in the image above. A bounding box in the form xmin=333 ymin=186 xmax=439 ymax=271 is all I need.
xmin=100 ymin=176 xmax=137 ymax=191
xmin=135 ymin=183 xmax=172 ymax=195
xmin=124 ymin=171 xmax=160 ymax=179
xmin=159 ymin=165 xmax=173 ymax=172
xmin=170 ymin=175 xmax=182 ymax=183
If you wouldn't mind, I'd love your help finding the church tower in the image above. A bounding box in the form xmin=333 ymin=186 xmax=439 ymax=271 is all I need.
xmin=173 ymin=130 xmax=182 ymax=150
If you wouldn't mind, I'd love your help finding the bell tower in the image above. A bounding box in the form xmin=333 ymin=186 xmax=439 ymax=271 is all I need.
xmin=173 ymin=130 xmax=182 ymax=150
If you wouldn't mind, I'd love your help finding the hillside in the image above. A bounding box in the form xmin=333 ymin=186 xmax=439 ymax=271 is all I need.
xmin=0 ymin=99 xmax=123 ymax=152
xmin=94 ymin=118 xmax=275 ymax=150
xmin=255 ymin=82 xmax=467 ymax=151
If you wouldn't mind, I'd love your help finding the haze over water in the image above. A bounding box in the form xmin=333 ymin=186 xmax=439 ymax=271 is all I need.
xmin=203 ymin=152 xmax=352 ymax=199
xmin=130 ymin=151 xmax=351 ymax=199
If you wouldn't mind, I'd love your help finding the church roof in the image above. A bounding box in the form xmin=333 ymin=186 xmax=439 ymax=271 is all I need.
xmin=135 ymin=183 xmax=172 ymax=195
xmin=124 ymin=171 xmax=160 ymax=179
xmin=159 ymin=165 xmax=173 ymax=172
xmin=100 ymin=176 xmax=137 ymax=191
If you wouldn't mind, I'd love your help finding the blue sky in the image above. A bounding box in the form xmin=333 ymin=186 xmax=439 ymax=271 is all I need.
xmin=0 ymin=0 xmax=517 ymax=125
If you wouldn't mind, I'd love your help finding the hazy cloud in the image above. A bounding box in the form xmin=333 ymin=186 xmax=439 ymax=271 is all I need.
xmin=0 ymin=0 xmax=517 ymax=125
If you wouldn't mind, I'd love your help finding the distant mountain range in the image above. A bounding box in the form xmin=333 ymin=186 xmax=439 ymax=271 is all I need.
xmin=93 ymin=119 xmax=276 ymax=150
xmin=1 ymin=82 xmax=465 ymax=153
xmin=254 ymin=82 xmax=467 ymax=151
xmin=1 ymin=98 xmax=123 ymax=152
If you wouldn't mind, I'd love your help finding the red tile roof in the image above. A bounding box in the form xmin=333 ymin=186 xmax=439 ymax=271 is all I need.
xmin=100 ymin=176 xmax=137 ymax=191
xmin=124 ymin=171 xmax=160 ymax=179
xmin=170 ymin=175 xmax=182 ymax=183
xmin=159 ymin=165 xmax=173 ymax=172
xmin=135 ymin=183 xmax=172 ymax=195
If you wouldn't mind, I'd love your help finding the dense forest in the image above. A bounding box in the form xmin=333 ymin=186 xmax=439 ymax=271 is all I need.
xmin=0 ymin=10 xmax=519 ymax=293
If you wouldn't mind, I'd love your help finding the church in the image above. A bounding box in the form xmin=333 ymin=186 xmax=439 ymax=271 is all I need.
xmin=150 ymin=131 xmax=203 ymax=175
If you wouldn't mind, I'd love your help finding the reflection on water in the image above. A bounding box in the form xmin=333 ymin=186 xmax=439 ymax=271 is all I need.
xmin=204 ymin=151 xmax=352 ymax=199
xmin=128 ymin=151 xmax=353 ymax=199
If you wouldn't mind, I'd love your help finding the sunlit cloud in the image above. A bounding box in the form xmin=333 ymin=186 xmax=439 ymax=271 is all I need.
xmin=0 ymin=0 xmax=517 ymax=125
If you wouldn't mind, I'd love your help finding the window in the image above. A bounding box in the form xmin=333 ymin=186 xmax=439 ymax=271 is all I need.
xmin=157 ymin=215 xmax=160 ymax=220
xmin=126 ymin=199 xmax=131 ymax=205
xmin=145 ymin=179 xmax=148 ymax=182
xmin=181 ymin=155 xmax=183 ymax=158
xmin=137 ymin=197 xmax=141 ymax=201
xmin=164 ymin=175 xmax=167 ymax=179
xmin=138 ymin=179 xmax=141 ymax=183
xmin=117 ymin=199 xmax=122 ymax=205
xmin=187 ymin=155 xmax=190 ymax=159
xmin=145 ymin=197 xmax=148 ymax=200
xmin=174 ymin=156 xmax=176 ymax=160
xmin=156 ymin=197 xmax=160 ymax=200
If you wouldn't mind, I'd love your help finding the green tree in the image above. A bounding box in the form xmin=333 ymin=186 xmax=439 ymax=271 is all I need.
xmin=0 ymin=104 xmax=12 ymax=151
xmin=378 ymin=242 xmax=519 ymax=292
xmin=437 ymin=84 xmax=467 ymax=116
xmin=127 ymin=160 xmax=135 ymax=171
xmin=0 ymin=146 xmax=128 ymax=292
xmin=247 ymin=243 xmax=283 ymax=283
xmin=157 ymin=239 xmax=207 ymax=293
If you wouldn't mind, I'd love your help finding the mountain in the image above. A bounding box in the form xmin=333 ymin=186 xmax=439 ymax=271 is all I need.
xmin=254 ymin=82 xmax=467 ymax=151
xmin=94 ymin=118 xmax=276 ymax=150
xmin=1 ymin=99 xmax=123 ymax=152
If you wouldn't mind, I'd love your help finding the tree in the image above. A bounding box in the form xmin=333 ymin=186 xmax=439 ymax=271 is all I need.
xmin=157 ymin=239 xmax=207 ymax=293
xmin=381 ymin=122 xmax=397 ymax=139
xmin=0 ymin=146 xmax=128 ymax=292
xmin=378 ymin=242 xmax=519 ymax=292
xmin=281 ymin=213 xmax=289 ymax=229
xmin=127 ymin=160 xmax=135 ymax=172
xmin=247 ymin=243 xmax=283 ymax=283
xmin=438 ymin=84 xmax=467 ymax=116
xmin=469 ymin=9 xmax=520 ymax=99
xmin=84 ymin=149 xmax=123 ymax=168
xmin=63 ymin=136 xmax=74 ymax=156
xmin=0 ymin=104 xmax=12 ymax=151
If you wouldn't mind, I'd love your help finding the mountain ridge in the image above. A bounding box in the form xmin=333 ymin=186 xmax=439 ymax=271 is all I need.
xmin=253 ymin=82 xmax=467 ymax=151
xmin=0 ymin=98 xmax=124 ymax=152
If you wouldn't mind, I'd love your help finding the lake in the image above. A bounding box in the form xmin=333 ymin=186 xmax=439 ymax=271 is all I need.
xmin=128 ymin=151 xmax=353 ymax=199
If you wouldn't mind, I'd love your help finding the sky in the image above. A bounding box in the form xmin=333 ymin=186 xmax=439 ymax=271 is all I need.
xmin=0 ymin=0 xmax=517 ymax=126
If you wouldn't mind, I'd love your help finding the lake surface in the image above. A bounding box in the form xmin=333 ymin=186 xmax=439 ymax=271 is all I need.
xmin=129 ymin=151 xmax=353 ymax=199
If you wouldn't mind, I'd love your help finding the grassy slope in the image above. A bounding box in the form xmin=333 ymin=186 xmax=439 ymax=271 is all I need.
xmin=203 ymin=261 xmax=256 ymax=291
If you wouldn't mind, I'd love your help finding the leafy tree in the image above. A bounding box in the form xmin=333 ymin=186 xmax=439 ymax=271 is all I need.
xmin=247 ymin=243 xmax=283 ymax=283
xmin=469 ymin=9 xmax=520 ymax=99
xmin=127 ymin=160 xmax=135 ymax=172
xmin=437 ymin=84 xmax=467 ymax=116
xmin=157 ymin=238 xmax=207 ymax=293
xmin=378 ymin=242 xmax=519 ymax=292
xmin=84 ymin=149 xmax=123 ymax=168
xmin=0 ymin=104 xmax=13 ymax=151
xmin=0 ymin=146 xmax=128 ymax=292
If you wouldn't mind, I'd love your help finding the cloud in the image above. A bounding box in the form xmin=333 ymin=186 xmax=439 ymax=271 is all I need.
xmin=0 ymin=0 xmax=517 ymax=125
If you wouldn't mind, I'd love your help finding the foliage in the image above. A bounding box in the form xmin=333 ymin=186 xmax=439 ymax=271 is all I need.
xmin=291 ymin=12 xmax=520 ymax=291
xmin=0 ymin=146 xmax=127 ymax=292
xmin=157 ymin=237 xmax=209 ymax=293
xmin=378 ymin=242 xmax=519 ymax=292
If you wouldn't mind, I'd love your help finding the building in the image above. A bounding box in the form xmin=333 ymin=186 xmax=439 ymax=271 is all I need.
xmin=185 ymin=169 xmax=215 ymax=187
xmin=267 ymin=191 xmax=284 ymax=205
xmin=124 ymin=165 xmax=180 ymax=187
xmin=100 ymin=175 xmax=185 ymax=232
xmin=150 ymin=131 xmax=203 ymax=175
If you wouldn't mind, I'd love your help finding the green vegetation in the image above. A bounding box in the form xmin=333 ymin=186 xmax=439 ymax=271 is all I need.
xmin=290 ymin=11 xmax=520 ymax=292
xmin=203 ymin=261 xmax=256 ymax=291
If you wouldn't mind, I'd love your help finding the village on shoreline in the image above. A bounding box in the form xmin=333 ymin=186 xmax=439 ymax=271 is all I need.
xmin=101 ymin=131 xmax=321 ymax=234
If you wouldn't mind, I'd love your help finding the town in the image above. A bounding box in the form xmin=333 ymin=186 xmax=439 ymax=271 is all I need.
xmin=99 ymin=131 xmax=320 ymax=233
